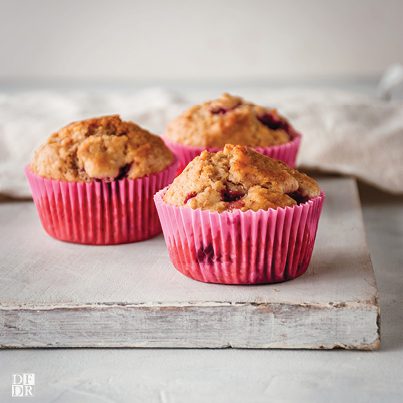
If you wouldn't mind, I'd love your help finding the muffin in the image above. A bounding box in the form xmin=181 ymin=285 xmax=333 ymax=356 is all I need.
xmin=163 ymin=93 xmax=301 ymax=170
xmin=26 ymin=115 xmax=177 ymax=244
xmin=154 ymin=145 xmax=324 ymax=284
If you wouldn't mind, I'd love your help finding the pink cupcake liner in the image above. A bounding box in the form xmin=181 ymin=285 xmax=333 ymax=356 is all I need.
xmin=25 ymin=159 xmax=178 ymax=245
xmin=162 ymin=130 xmax=301 ymax=173
xmin=154 ymin=188 xmax=324 ymax=284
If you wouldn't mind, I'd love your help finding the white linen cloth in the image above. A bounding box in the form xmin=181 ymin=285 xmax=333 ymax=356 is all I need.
xmin=0 ymin=87 xmax=402 ymax=198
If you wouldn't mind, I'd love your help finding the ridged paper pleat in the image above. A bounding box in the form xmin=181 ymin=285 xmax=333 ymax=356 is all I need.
xmin=163 ymin=131 xmax=301 ymax=172
xmin=25 ymin=160 xmax=177 ymax=245
xmin=155 ymin=188 xmax=324 ymax=284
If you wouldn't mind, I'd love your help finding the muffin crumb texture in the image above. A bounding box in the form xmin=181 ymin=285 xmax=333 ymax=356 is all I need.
xmin=164 ymin=145 xmax=320 ymax=212
xmin=166 ymin=93 xmax=292 ymax=147
xmin=31 ymin=115 xmax=174 ymax=181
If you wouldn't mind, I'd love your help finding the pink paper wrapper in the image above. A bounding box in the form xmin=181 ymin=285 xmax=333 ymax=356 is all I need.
xmin=25 ymin=160 xmax=178 ymax=245
xmin=154 ymin=188 xmax=324 ymax=284
xmin=163 ymin=130 xmax=301 ymax=173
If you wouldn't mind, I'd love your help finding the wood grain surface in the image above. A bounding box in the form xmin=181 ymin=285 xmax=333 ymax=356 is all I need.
xmin=0 ymin=178 xmax=380 ymax=349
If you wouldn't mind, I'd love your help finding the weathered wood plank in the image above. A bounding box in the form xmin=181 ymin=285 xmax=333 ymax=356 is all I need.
xmin=0 ymin=178 xmax=380 ymax=349
xmin=1 ymin=302 xmax=379 ymax=349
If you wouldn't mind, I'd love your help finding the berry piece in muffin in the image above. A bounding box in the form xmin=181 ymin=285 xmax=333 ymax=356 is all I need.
xmin=30 ymin=115 xmax=174 ymax=181
xmin=164 ymin=145 xmax=320 ymax=213
xmin=165 ymin=93 xmax=292 ymax=147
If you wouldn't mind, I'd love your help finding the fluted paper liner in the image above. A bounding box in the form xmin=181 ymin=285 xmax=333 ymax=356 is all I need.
xmin=154 ymin=188 xmax=324 ymax=284
xmin=163 ymin=130 xmax=301 ymax=172
xmin=25 ymin=160 xmax=177 ymax=245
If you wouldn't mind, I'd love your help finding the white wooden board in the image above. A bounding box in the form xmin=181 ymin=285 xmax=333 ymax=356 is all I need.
xmin=0 ymin=178 xmax=380 ymax=349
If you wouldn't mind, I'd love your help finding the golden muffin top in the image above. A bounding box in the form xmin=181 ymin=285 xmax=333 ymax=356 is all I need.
xmin=163 ymin=144 xmax=320 ymax=213
xmin=31 ymin=115 xmax=174 ymax=181
xmin=165 ymin=93 xmax=293 ymax=147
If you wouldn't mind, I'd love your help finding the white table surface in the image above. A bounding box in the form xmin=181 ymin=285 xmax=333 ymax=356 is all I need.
xmin=0 ymin=181 xmax=402 ymax=403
